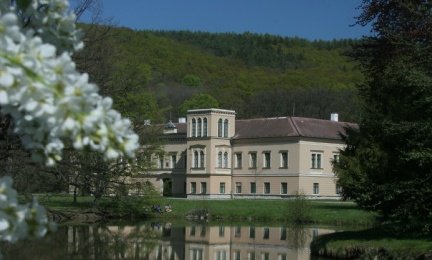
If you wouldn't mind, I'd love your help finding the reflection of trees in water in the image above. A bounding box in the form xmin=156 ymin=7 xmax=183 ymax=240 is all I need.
xmin=286 ymin=224 xmax=309 ymax=250
xmin=0 ymin=223 xmax=167 ymax=259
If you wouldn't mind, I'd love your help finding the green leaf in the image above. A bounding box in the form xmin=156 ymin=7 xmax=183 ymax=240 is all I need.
xmin=16 ymin=0 xmax=32 ymax=10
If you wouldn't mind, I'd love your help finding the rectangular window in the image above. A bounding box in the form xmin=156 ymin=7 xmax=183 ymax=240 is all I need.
xmin=194 ymin=151 xmax=199 ymax=168
xmin=235 ymin=182 xmax=242 ymax=194
xmin=247 ymin=252 xmax=255 ymax=260
xmin=263 ymin=227 xmax=270 ymax=239
xmin=235 ymin=226 xmax=241 ymax=237
xmin=249 ymin=152 xmax=257 ymax=168
xmin=203 ymin=118 xmax=207 ymax=137
xmin=264 ymin=182 xmax=270 ymax=194
xmin=170 ymin=154 xmax=177 ymax=169
xmin=249 ymin=226 xmax=255 ymax=238
xmin=215 ymin=251 xmax=227 ymax=260
xmin=217 ymin=152 xmax=222 ymax=168
xmin=223 ymin=152 xmax=228 ymax=168
xmin=313 ymin=183 xmax=319 ymax=195
xmin=278 ymin=254 xmax=287 ymax=260
xmin=336 ymin=184 xmax=342 ymax=194
xmin=233 ymin=251 xmax=241 ymax=260
xmin=311 ymin=152 xmax=323 ymax=169
xmin=190 ymin=225 xmax=196 ymax=236
xmin=220 ymin=182 xmax=225 ymax=194
xmin=280 ymin=227 xmax=287 ymax=240
xmin=219 ymin=226 xmax=225 ymax=237
xmin=333 ymin=153 xmax=340 ymax=163
xmin=200 ymin=226 xmax=206 ymax=237
xmin=201 ymin=182 xmax=207 ymax=194
xmin=263 ymin=152 xmax=271 ymax=168
xmin=200 ymin=151 xmax=205 ymax=168
xmin=281 ymin=182 xmax=288 ymax=195
xmin=190 ymin=249 xmax=203 ymax=260
xmin=280 ymin=151 xmax=288 ymax=168
xmin=159 ymin=156 xmax=164 ymax=169
xmin=235 ymin=153 xmax=242 ymax=168
xmin=191 ymin=182 xmax=196 ymax=194
xmin=262 ymin=252 xmax=270 ymax=260
xmin=250 ymin=182 xmax=256 ymax=194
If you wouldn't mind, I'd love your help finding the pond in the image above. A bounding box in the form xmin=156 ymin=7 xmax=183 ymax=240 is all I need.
xmin=0 ymin=222 xmax=335 ymax=259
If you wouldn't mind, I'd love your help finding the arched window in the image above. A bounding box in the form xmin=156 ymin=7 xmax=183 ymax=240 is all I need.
xmin=218 ymin=118 xmax=222 ymax=137
xmin=192 ymin=118 xmax=196 ymax=137
xmin=197 ymin=118 xmax=202 ymax=137
xmin=194 ymin=151 xmax=199 ymax=168
xmin=200 ymin=151 xmax=205 ymax=168
xmin=223 ymin=152 xmax=228 ymax=168
xmin=203 ymin=118 xmax=207 ymax=137
xmin=217 ymin=152 xmax=222 ymax=168
xmin=224 ymin=119 xmax=228 ymax=138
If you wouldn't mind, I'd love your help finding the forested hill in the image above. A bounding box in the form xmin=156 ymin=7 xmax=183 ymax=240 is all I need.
xmin=76 ymin=25 xmax=363 ymax=124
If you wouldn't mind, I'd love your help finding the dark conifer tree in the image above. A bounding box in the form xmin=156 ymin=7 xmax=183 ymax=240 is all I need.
xmin=335 ymin=0 xmax=432 ymax=232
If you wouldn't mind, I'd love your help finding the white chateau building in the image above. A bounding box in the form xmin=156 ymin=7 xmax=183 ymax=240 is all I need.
xmin=137 ymin=108 xmax=354 ymax=199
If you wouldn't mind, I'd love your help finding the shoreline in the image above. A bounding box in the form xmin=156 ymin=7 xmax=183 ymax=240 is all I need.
xmin=43 ymin=196 xmax=432 ymax=259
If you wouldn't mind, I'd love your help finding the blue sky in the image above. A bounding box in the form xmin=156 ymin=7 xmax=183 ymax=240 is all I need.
xmin=89 ymin=0 xmax=371 ymax=40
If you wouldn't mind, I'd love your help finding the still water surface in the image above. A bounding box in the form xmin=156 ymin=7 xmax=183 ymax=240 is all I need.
xmin=0 ymin=222 xmax=335 ymax=259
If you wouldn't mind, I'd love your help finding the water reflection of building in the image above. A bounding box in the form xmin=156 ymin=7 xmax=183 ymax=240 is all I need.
xmin=63 ymin=224 xmax=333 ymax=260
xmin=65 ymin=223 xmax=185 ymax=259
xmin=184 ymin=225 xmax=332 ymax=260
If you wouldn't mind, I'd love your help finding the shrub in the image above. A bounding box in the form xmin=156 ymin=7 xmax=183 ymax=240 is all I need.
xmin=286 ymin=193 xmax=312 ymax=224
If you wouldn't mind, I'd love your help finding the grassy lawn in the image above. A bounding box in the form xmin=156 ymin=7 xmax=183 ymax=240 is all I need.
xmin=33 ymin=194 xmax=95 ymax=211
xmin=35 ymin=194 xmax=377 ymax=226
xmin=310 ymin=227 xmax=432 ymax=259
xmin=160 ymin=198 xmax=377 ymax=226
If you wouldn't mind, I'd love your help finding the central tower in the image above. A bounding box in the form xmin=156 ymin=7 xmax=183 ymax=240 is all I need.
xmin=185 ymin=108 xmax=236 ymax=198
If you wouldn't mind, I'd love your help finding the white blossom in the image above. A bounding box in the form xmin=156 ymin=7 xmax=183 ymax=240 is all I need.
xmin=0 ymin=177 xmax=54 ymax=242
xmin=0 ymin=0 xmax=140 ymax=243
xmin=0 ymin=2 xmax=139 ymax=165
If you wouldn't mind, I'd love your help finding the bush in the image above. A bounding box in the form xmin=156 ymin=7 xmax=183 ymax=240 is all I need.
xmin=97 ymin=194 xmax=163 ymax=218
xmin=286 ymin=194 xmax=312 ymax=224
xmin=96 ymin=182 xmax=162 ymax=217
xmin=182 ymin=74 xmax=202 ymax=87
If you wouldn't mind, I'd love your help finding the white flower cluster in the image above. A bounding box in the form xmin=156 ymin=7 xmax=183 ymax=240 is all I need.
xmin=0 ymin=0 xmax=140 ymax=243
xmin=0 ymin=2 xmax=139 ymax=166
xmin=0 ymin=176 xmax=55 ymax=242
xmin=1 ymin=0 xmax=82 ymax=53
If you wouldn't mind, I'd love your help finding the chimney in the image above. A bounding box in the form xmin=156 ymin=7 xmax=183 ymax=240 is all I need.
xmin=330 ymin=113 xmax=339 ymax=122
xmin=178 ymin=117 xmax=186 ymax=123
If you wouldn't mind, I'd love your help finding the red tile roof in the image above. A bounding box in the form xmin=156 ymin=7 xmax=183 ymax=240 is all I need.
xmin=162 ymin=117 xmax=356 ymax=140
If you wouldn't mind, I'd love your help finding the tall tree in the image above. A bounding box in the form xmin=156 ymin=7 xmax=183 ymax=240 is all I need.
xmin=179 ymin=94 xmax=219 ymax=116
xmin=334 ymin=0 xmax=432 ymax=233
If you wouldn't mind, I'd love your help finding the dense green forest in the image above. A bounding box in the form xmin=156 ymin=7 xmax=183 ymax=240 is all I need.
xmin=75 ymin=25 xmax=363 ymax=124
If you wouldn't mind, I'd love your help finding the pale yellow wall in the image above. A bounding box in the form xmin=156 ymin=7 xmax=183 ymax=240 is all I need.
xmin=298 ymin=139 xmax=343 ymax=174
xmin=141 ymin=109 xmax=346 ymax=198
xmin=187 ymin=138 xmax=232 ymax=175
xmin=299 ymin=175 xmax=339 ymax=197
xmin=232 ymin=138 xmax=301 ymax=174
xmin=186 ymin=176 xmax=209 ymax=194
xmin=208 ymin=175 xmax=232 ymax=195
xmin=232 ymin=176 xmax=300 ymax=196
xmin=155 ymin=142 xmax=187 ymax=170
xmin=186 ymin=108 xmax=236 ymax=138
